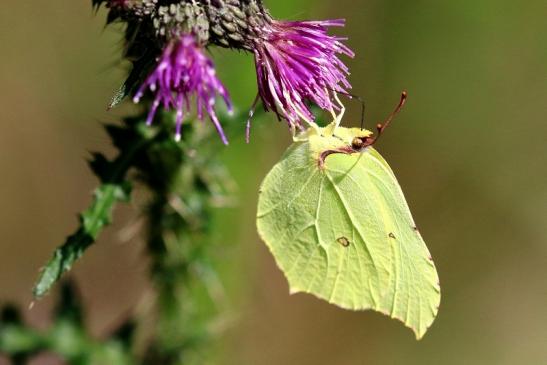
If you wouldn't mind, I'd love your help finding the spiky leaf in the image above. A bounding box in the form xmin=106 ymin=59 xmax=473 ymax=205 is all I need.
xmin=33 ymin=183 xmax=131 ymax=298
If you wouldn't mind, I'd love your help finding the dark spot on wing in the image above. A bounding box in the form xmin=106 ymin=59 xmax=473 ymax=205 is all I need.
xmin=388 ymin=232 xmax=396 ymax=239
xmin=336 ymin=236 xmax=350 ymax=247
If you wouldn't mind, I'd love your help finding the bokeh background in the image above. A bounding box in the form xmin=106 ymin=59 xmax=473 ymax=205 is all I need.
xmin=1 ymin=0 xmax=546 ymax=364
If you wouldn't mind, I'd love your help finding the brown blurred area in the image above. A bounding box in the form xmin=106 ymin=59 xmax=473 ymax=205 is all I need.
xmin=0 ymin=1 xmax=149 ymax=333
xmin=1 ymin=1 xmax=546 ymax=364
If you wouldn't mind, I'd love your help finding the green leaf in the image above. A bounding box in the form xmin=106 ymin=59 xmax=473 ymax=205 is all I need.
xmin=108 ymin=53 xmax=157 ymax=110
xmin=257 ymin=124 xmax=440 ymax=339
xmin=108 ymin=83 xmax=129 ymax=110
xmin=33 ymin=183 xmax=131 ymax=298
xmin=33 ymin=118 xmax=154 ymax=299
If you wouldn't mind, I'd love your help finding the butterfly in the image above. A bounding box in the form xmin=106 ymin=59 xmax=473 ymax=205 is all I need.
xmin=256 ymin=92 xmax=440 ymax=339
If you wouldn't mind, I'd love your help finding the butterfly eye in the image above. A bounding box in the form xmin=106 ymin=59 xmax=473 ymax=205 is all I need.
xmin=351 ymin=137 xmax=364 ymax=150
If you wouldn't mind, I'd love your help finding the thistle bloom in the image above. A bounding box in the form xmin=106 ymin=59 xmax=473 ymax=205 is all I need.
xmin=252 ymin=19 xmax=354 ymax=129
xmin=133 ymin=34 xmax=233 ymax=144
xmin=103 ymin=1 xmax=354 ymax=142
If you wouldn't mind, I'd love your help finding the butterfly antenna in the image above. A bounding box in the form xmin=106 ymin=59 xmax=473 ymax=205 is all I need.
xmin=331 ymin=90 xmax=366 ymax=130
xmin=373 ymin=91 xmax=407 ymax=144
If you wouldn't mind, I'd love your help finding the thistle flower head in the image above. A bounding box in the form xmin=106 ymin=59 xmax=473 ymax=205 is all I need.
xmin=252 ymin=19 xmax=354 ymax=129
xmin=100 ymin=0 xmax=355 ymax=142
xmin=133 ymin=34 xmax=233 ymax=144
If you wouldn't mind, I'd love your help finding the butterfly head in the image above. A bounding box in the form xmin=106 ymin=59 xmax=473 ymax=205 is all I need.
xmin=314 ymin=91 xmax=407 ymax=169
xmin=351 ymin=91 xmax=407 ymax=152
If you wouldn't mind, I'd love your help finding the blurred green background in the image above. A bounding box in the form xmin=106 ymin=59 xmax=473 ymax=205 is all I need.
xmin=1 ymin=0 xmax=546 ymax=364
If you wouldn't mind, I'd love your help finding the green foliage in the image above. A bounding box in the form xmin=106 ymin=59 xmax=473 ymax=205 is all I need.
xmin=1 ymin=282 xmax=135 ymax=365
xmin=33 ymin=183 xmax=131 ymax=298
xmin=257 ymin=124 xmax=440 ymax=339
xmin=137 ymin=114 xmax=236 ymax=364
xmin=22 ymin=106 xmax=246 ymax=364
xmin=108 ymin=55 xmax=157 ymax=110
xmin=33 ymin=117 xmax=156 ymax=298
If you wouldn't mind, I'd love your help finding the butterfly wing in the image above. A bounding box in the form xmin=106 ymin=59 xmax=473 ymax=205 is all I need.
xmin=257 ymin=138 xmax=440 ymax=339
xmin=324 ymin=148 xmax=440 ymax=339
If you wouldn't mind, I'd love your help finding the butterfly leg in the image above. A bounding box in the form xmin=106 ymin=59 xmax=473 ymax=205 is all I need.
xmin=300 ymin=116 xmax=322 ymax=137
xmin=323 ymin=91 xmax=346 ymax=137
xmin=291 ymin=123 xmax=310 ymax=142
xmin=286 ymin=98 xmax=322 ymax=137
xmin=332 ymin=92 xmax=346 ymax=131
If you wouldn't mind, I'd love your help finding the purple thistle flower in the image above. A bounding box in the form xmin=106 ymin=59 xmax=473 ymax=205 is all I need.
xmin=133 ymin=34 xmax=233 ymax=144
xmin=252 ymin=19 xmax=354 ymax=129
